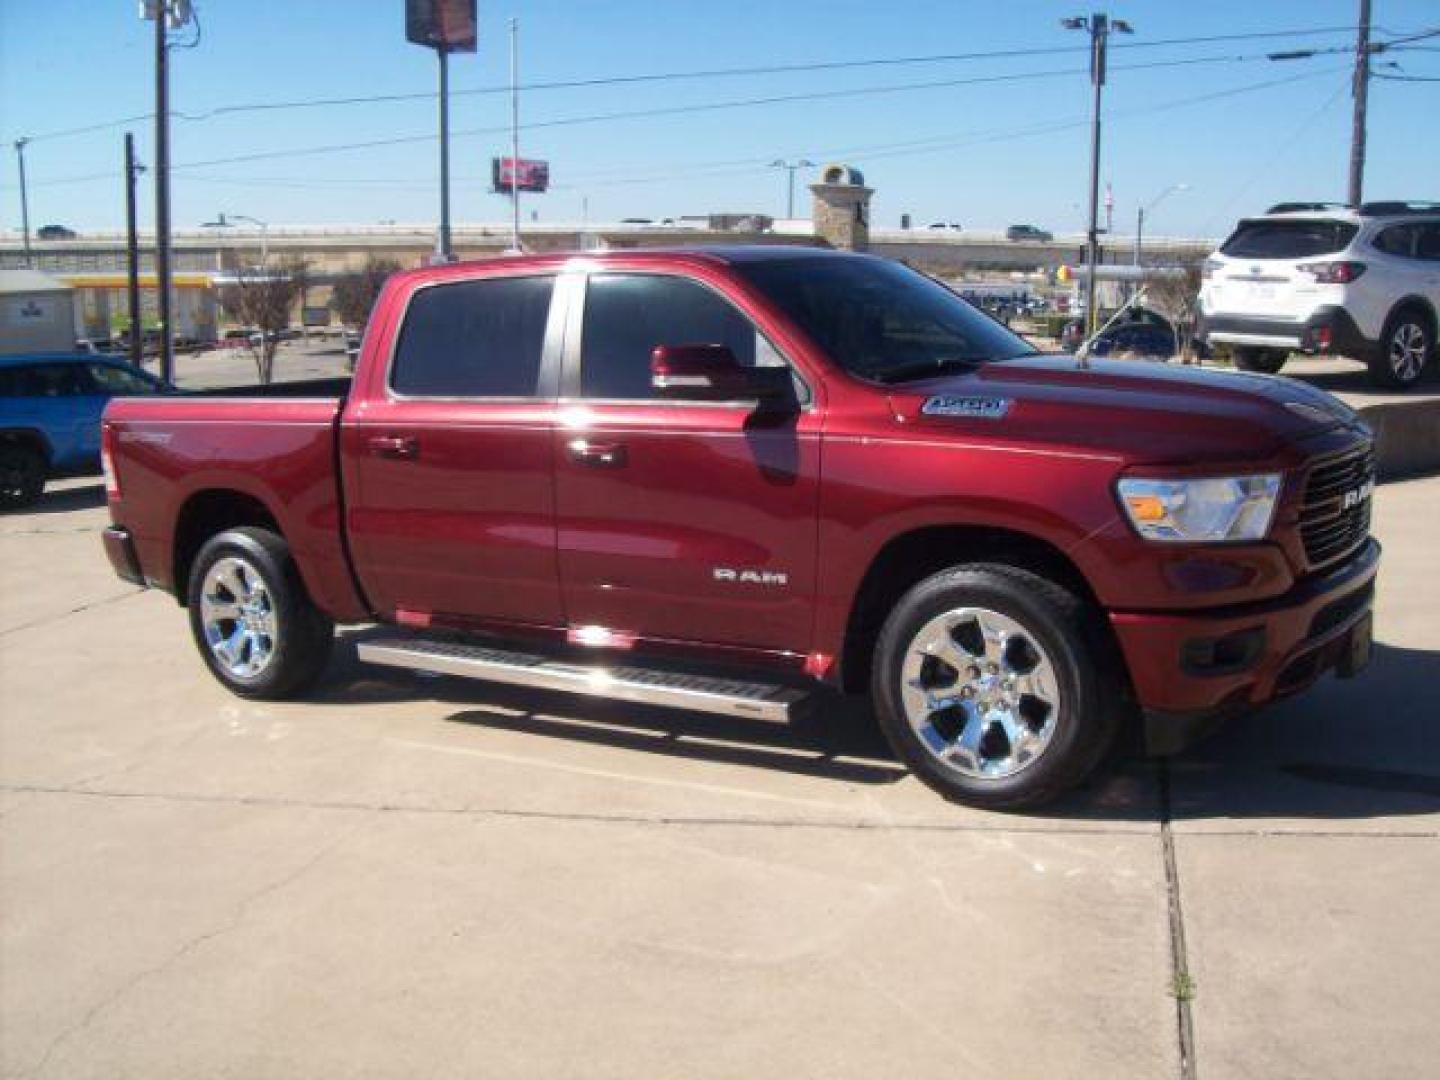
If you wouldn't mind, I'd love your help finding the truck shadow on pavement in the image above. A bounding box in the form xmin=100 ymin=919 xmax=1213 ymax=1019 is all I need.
xmin=20 ymin=480 xmax=106 ymax=516
xmin=318 ymin=632 xmax=1438 ymax=823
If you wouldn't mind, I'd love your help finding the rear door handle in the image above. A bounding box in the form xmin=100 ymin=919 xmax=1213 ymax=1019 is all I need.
xmin=366 ymin=434 xmax=419 ymax=459
xmin=566 ymin=438 xmax=627 ymax=468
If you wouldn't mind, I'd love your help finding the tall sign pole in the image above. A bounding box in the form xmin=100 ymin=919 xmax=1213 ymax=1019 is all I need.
xmin=406 ymin=1 xmax=476 ymax=263
xmin=1348 ymin=0 xmax=1372 ymax=207
xmin=437 ymin=46 xmax=452 ymax=261
xmin=125 ymin=133 xmax=144 ymax=368
xmin=510 ymin=17 xmax=521 ymax=253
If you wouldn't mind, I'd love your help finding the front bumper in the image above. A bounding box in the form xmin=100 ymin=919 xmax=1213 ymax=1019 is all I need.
xmin=1198 ymin=305 xmax=1374 ymax=357
xmin=1109 ymin=537 xmax=1379 ymax=730
xmin=102 ymin=525 xmax=147 ymax=587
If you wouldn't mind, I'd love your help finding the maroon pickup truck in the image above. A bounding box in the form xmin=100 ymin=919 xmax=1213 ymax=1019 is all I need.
xmin=100 ymin=247 xmax=1380 ymax=808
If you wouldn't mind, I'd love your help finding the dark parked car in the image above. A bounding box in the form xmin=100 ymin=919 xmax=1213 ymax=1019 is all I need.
xmin=1006 ymin=224 xmax=1054 ymax=242
xmin=37 ymin=224 xmax=78 ymax=241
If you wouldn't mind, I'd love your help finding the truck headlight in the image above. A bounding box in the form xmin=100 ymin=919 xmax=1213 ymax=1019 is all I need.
xmin=1117 ymin=475 xmax=1281 ymax=543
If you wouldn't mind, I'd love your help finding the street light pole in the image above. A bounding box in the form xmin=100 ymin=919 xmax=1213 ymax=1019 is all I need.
xmin=769 ymin=159 xmax=815 ymax=219
xmin=13 ymin=138 xmax=32 ymax=267
xmin=1134 ymin=183 xmax=1189 ymax=267
xmin=1064 ymin=13 xmax=1132 ymax=338
xmin=509 ymin=17 xmax=522 ymax=253
xmin=152 ymin=0 xmax=175 ymax=384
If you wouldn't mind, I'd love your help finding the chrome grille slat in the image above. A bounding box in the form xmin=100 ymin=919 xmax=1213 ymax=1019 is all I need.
xmin=1300 ymin=443 xmax=1375 ymax=568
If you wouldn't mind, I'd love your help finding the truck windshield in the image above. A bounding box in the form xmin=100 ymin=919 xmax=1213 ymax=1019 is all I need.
xmin=735 ymin=256 xmax=1038 ymax=383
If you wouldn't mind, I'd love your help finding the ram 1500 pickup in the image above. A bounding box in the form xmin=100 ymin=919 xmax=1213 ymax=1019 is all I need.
xmin=100 ymin=248 xmax=1380 ymax=808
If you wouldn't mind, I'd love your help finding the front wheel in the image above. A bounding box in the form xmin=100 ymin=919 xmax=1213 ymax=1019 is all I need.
xmin=1232 ymin=346 xmax=1287 ymax=374
xmin=186 ymin=526 xmax=334 ymax=699
xmin=871 ymin=565 xmax=1122 ymax=809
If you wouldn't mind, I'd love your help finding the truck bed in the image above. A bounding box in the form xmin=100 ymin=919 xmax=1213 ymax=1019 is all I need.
xmin=103 ymin=390 xmax=368 ymax=621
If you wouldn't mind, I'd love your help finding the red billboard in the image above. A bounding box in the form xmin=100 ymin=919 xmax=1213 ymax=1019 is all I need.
xmin=405 ymin=0 xmax=477 ymax=52
xmin=492 ymin=157 xmax=550 ymax=194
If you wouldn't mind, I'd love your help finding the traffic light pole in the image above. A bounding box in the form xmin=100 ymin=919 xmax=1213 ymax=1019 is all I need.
xmin=436 ymin=46 xmax=453 ymax=262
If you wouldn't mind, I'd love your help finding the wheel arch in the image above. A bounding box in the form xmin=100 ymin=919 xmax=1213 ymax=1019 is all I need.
xmin=1384 ymin=295 xmax=1438 ymax=336
xmin=172 ymin=488 xmax=282 ymax=607
xmin=838 ymin=523 xmax=1122 ymax=694
xmin=0 ymin=427 xmax=54 ymax=466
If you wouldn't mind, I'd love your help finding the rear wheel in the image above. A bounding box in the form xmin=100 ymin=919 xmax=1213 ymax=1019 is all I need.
xmin=0 ymin=444 xmax=46 ymax=510
xmin=870 ymin=564 xmax=1122 ymax=810
xmin=186 ymin=526 xmax=334 ymax=699
xmin=1368 ymin=307 xmax=1434 ymax=389
xmin=1232 ymin=346 xmax=1287 ymax=375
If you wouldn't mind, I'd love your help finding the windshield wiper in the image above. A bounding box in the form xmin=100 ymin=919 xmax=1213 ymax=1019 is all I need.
xmin=869 ymin=357 xmax=989 ymax=384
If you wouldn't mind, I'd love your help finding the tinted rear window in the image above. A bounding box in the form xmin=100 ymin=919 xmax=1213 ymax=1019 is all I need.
xmin=0 ymin=363 xmax=90 ymax=397
xmin=1220 ymin=219 xmax=1358 ymax=259
xmin=390 ymin=275 xmax=553 ymax=397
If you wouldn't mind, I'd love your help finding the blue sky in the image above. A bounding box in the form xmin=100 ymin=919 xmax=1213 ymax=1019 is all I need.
xmin=1 ymin=0 xmax=1436 ymax=239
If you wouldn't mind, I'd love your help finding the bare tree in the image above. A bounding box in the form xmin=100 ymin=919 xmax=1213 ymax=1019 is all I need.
xmin=1144 ymin=260 xmax=1205 ymax=363
xmin=218 ymin=256 xmax=309 ymax=384
xmin=330 ymin=257 xmax=403 ymax=330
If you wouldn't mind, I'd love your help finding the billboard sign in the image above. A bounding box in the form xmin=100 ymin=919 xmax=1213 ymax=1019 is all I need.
xmin=492 ymin=157 xmax=550 ymax=194
xmin=405 ymin=0 xmax=477 ymax=52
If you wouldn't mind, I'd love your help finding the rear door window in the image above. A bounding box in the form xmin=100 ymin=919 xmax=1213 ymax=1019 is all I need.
xmin=390 ymin=275 xmax=554 ymax=398
xmin=1220 ymin=219 xmax=1358 ymax=259
xmin=0 ymin=364 xmax=89 ymax=397
xmin=1372 ymin=224 xmax=1419 ymax=257
xmin=1415 ymin=222 xmax=1440 ymax=262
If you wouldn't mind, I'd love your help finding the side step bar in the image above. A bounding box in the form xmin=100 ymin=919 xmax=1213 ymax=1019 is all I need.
xmin=357 ymin=635 xmax=808 ymax=723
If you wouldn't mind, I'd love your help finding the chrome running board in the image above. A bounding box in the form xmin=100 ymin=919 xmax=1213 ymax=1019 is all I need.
xmin=357 ymin=635 xmax=807 ymax=723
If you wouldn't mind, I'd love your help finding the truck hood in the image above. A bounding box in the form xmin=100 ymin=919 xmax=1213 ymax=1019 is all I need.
xmin=885 ymin=355 xmax=1366 ymax=465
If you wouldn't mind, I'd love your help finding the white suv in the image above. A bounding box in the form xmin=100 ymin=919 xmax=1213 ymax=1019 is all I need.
xmin=1198 ymin=202 xmax=1440 ymax=389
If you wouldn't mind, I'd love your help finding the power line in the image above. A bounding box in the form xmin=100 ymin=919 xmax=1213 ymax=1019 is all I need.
xmin=163 ymin=48 xmax=1334 ymax=174
xmin=7 ymin=24 xmax=1371 ymax=144
xmin=1374 ymin=71 xmax=1440 ymax=80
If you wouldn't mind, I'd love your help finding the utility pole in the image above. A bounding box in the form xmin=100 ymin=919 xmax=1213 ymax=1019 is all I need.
xmin=151 ymin=0 xmax=175 ymax=384
xmin=125 ymin=133 xmax=144 ymax=367
xmin=13 ymin=138 xmax=32 ymax=267
xmin=1349 ymin=0 xmax=1372 ymax=206
xmin=1064 ymin=13 xmax=1132 ymax=338
xmin=769 ymin=159 xmax=816 ymax=219
xmin=509 ymin=17 xmax=522 ymax=253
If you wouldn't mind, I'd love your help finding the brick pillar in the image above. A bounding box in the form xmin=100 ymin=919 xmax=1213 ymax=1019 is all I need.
xmin=810 ymin=164 xmax=873 ymax=252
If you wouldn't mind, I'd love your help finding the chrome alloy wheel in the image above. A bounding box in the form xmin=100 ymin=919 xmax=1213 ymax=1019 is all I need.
xmin=200 ymin=556 xmax=278 ymax=679
xmin=1389 ymin=321 xmax=1428 ymax=383
xmin=899 ymin=607 xmax=1061 ymax=780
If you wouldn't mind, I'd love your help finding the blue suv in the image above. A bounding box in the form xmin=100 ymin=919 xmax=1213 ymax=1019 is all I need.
xmin=1 ymin=353 xmax=171 ymax=509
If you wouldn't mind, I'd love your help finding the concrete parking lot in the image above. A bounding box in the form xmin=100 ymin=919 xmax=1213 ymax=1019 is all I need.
xmin=1 ymin=471 xmax=1436 ymax=1079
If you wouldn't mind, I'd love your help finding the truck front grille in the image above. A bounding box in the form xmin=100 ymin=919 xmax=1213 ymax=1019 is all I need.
xmin=1300 ymin=443 xmax=1375 ymax=568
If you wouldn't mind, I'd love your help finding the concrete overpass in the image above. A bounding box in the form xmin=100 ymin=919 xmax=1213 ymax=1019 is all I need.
xmin=0 ymin=222 xmax=1218 ymax=280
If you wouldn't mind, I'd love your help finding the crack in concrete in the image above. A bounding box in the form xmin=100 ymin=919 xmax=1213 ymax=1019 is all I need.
xmin=0 ymin=589 xmax=143 ymax=639
xmin=1159 ymin=760 xmax=1198 ymax=1080
xmin=18 ymin=822 xmax=361 ymax=1079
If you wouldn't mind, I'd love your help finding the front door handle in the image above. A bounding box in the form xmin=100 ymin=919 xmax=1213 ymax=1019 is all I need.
xmin=566 ymin=438 xmax=627 ymax=468
xmin=366 ymin=434 xmax=419 ymax=459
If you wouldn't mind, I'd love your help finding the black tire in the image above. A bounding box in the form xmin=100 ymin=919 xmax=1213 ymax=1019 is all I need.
xmin=870 ymin=564 xmax=1123 ymax=810
xmin=186 ymin=526 xmax=334 ymax=700
xmin=0 ymin=444 xmax=46 ymax=510
xmin=1232 ymin=346 xmax=1287 ymax=375
xmin=1367 ymin=306 xmax=1434 ymax=390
